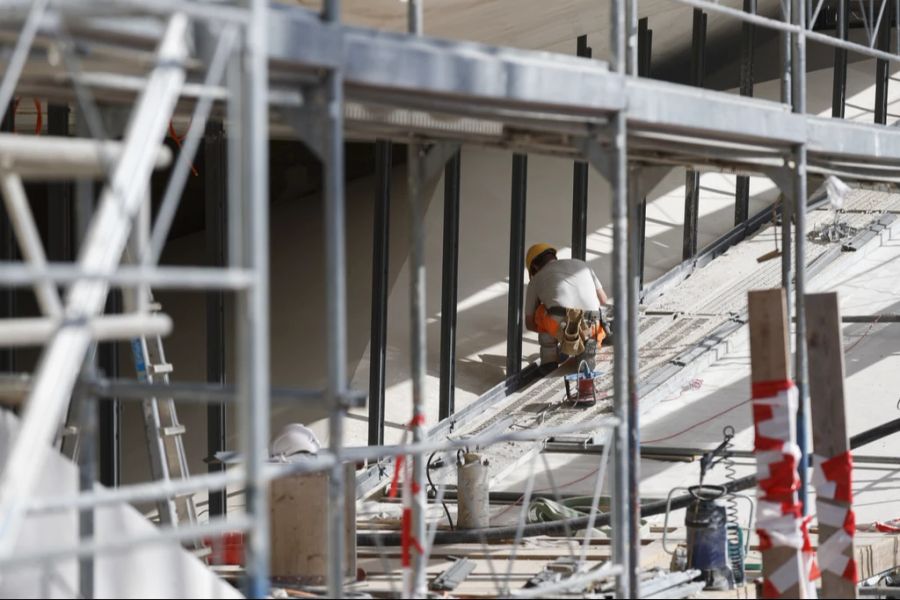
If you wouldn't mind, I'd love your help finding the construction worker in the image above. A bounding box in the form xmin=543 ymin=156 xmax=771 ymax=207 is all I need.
xmin=524 ymin=243 xmax=609 ymax=368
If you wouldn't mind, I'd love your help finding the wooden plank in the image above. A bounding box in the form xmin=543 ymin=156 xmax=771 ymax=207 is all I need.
xmin=806 ymin=292 xmax=857 ymax=598
xmin=854 ymin=534 xmax=900 ymax=581
xmin=748 ymin=288 xmax=807 ymax=599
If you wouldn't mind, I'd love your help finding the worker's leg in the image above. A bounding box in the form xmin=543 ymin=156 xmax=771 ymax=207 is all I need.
xmin=534 ymin=305 xmax=563 ymax=365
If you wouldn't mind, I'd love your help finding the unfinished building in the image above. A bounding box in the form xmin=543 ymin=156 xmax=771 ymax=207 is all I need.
xmin=1 ymin=0 xmax=900 ymax=598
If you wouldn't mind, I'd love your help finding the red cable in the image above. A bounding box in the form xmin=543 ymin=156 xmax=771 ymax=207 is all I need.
xmin=642 ymin=398 xmax=751 ymax=444
xmin=167 ymin=120 xmax=199 ymax=176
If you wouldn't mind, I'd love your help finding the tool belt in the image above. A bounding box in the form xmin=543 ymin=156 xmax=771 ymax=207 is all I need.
xmin=545 ymin=307 xmax=604 ymax=357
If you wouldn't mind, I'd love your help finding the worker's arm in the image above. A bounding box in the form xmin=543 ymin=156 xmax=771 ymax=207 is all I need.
xmin=524 ymin=282 xmax=539 ymax=332
xmin=525 ymin=313 xmax=537 ymax=332
xmin=597 ymin=286 xmax=609 ymax=306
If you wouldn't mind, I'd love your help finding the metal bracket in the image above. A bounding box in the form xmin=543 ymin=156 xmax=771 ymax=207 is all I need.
xmin=760 ymin=164 xmax=794 ymax=198
xmin=632 ymin=165 xmax=673 ymax=199
xmin=415 ymin=141 xmax=461 ymax=189
xmin=573 ymin=135 xmax=615 ymax=181
xmin=278 ymin=104 xmax=326 ymax=159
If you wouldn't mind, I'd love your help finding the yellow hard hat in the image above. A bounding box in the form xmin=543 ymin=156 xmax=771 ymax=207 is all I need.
xmin=526 ymin=243 xmax=557 ymax=271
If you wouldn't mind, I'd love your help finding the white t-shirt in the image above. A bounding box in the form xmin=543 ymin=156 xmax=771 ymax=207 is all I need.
xmin=525 ymin=258 xmax=603 ymax=315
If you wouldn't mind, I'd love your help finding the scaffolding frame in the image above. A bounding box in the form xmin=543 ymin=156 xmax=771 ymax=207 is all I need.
xmin=1 ymin=0 xmax=900 ymax=598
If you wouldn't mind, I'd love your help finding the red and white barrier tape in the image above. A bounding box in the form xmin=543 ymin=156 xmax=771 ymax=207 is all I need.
xmin=752 ymin=380 xmax=818 ymax=598
xmin=812 ymin=452 xmax=857 ymax=583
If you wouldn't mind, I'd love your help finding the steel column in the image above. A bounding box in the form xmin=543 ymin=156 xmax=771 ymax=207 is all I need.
xmin=368 ymin=140 xmax=392 ymax=446
xmin=507 ymin=153 xmax=527 ymax=377
xmin=637 ymin=18 xmax=651 ymax=287
xmin=791 ymin=0 xmax=811 ymax=514
xmin=572 ymin=36 xmax=591 ymax=262
xmin=205 ymin=120 xmax=227 ymax=516
xmin=735 ymin=0 xmax=756 ymax=226
xmin=439 ymin=150 xmax=461 ymax=419
xmin=683 ymin=9 xmax=706 ymax=261
xmin=832 ymin=0 xmax=849 ymax=118
xmin=875 ymin=0 xmax=892 ymax=125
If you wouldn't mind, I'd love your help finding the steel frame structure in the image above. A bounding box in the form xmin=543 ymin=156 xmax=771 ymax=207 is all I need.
xmin=1 ymin=0 xmax=900 ymax=598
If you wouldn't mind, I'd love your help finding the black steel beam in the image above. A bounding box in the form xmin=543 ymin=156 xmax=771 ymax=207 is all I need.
xmin=439 ymin=150 xmax=461 ymax=420
xmin=875 ymin=0 xmax=892 ymax=125
xmin=47 ymin=105 xmax=73 ymax=262
xmin=507 ymin=154 xmax=527 ymax=377
xmin=637 ymin=18 xmax=652 ymax=288
xmin=205 ymin=120 xmax=227 ymax=515
xmin=0 ymin=103 xmax=15 ymax=373
xmin=368 ymin=140 xmax=392 ymax=446
xmin=833 ymin=1 xmax=849 ymax=118
xmin=683 ymin=9 xmax=706 ymax=261
xmin=735 ymin=0 xmax=756 ymax=226
xmin=571 ymin=35 xmax=591 ymax=262
xmin=97 ymin=291 xmax=120 ymax=487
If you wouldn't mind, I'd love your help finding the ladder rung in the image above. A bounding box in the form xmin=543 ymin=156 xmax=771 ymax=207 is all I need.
xmin=161 ymin=425 xmax=186 ymax=437
xmin=151 ymin=363 xmax=174 ymax=375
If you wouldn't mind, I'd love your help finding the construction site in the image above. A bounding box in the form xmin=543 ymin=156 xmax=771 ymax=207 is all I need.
xmin=5 ymin=0 xmax=900 ymax=598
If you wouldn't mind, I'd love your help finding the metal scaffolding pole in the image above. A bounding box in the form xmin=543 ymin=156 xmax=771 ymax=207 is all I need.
xmin=791 ymin=0 xmax=811 ymax=514
xmin=0 ymin=103 xmax=15 ymax=374
xmin=683 ymin=8 xmax=706 ymax=261
xmin=323 ymin=1 xmax=348 ymax=597
xmin=637 ymin=18 xmax=651 ymax=288
xmin=735 ymin=0 xmax=756 ymax=226
xmin=875 ymin=0 xmax=892 ymax=125
xmin=439 ymin=150 xmax=461 ymax=419
xmin=507 ymin=153 xmax=527 ymax=378
xmin=368 ymin=140 xmax=392 ymax=446
xmin=407 ymin=3 xmax=427 ymax=597
xmin=239 ymin=0 xmax=271 ymax=594
xmin=0 ymin=14 xmax=189 ymax=561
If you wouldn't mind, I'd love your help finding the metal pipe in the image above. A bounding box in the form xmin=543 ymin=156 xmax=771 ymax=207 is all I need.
xmin=626 ymin=165 xmax=641 ymax=597
xmin=0 ymin=313 xmax=172 ymax=347
xmin=637 ymin=18 xmax=651 ymax=288
xmin=0 ymin=263 xmax=255 ymax=289
xmin=205 ymin=120 xmax=228 ymax=518
xmin=683 ymin=9 xmax=705 ymax=261
xmin=240 ymin=0 xmax=271 ymax=595
xmin=439 ymin=150 xmax=461 ymax=419
xmin=407 ymin=141 xmax=428 ymax=599
xmin=368 ymin=140 xmax=392 ymax=446
xmin=791 ymin=0 xmax=811 ymax=515
xmin=507 ymin=153 xmax=527 ymax=378
xmin=610 ymin=0 xmax=629 ymax=594
xmin=77 ymin=390 xmax=96 ymax=599
xmin=321 ymin=0 xmax=348 ymax=595
xmin=97 ymin=291 xmax=121 ymax=489
xmin=0 ymin=104 xmax=14 ymax=374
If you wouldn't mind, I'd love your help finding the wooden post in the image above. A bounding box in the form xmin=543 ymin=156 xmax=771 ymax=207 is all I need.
xmin=806 ymin=293 xmax=857 ymax=598
xmin=748 ymin=289 xmax=807 ymax=598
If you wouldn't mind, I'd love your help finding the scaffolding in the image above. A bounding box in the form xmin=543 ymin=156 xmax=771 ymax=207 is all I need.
xmin=1 ymin=0 xmax=900 ymax=598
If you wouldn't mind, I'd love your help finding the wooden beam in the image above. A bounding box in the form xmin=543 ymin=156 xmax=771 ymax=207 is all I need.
xmin=748 ymin=289 xmax=807 ymax=599
xmin=806 ymin=293 xmax=857 ymax=599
